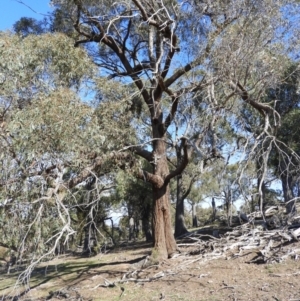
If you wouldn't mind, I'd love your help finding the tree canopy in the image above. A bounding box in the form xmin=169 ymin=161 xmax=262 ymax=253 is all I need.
xmin=1 ymin=0 xmax=300 ymax=270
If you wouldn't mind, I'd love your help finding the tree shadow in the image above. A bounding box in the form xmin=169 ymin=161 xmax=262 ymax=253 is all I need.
xmin=0 ymin=254 xmax=149 ymax=300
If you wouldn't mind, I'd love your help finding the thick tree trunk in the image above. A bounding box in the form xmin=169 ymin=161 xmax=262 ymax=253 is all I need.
xmin=152 ymin=184 xmax=177 ymax=259
xmin=151 ymin=127 xmax=178 ymax=260
xmin=175 ymin=175 xmax=188 ymax=237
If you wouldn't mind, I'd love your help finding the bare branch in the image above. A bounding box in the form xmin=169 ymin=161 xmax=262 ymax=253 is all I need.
xmin=132 ymin=0 xmax=159 ymax=27
xmin=164 ymin=58 xmax=203 ymax=88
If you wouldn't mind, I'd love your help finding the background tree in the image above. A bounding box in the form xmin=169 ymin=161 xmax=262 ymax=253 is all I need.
xmin=238 ymin=60 xmax=300 ymax=214
xmin=115 ymin=169 xmax=153 ymax=242
xmin=269 ymin=63 xmax=300 ymax=213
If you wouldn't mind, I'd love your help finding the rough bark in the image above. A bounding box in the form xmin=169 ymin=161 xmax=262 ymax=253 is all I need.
xmin=152 ymin=184 xmax=177 ymax=259
xmin=151 ymin=127 xmax=178 ymax=259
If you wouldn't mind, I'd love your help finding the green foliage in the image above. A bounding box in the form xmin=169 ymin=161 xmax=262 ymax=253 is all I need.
xmin=115 ymin=169 xmax=152 ymax=218
xmin=1 ymin=0 xmax=299 ymax=265
xmin=0 ymin=30 xmax=138 ymax=261
xmin=0 ymin=32 xmax=94 ymax=89
xmin=278 ymin=109 xmax=300 ymax=151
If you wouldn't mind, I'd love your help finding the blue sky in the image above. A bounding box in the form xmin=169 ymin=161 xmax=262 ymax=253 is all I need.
xmin=0 ymin=0 xmax=51 ymax=31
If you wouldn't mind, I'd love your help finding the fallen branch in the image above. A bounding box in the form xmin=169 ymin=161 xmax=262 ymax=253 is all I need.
xmin=92 ymin=271 xmax=165 ymax=289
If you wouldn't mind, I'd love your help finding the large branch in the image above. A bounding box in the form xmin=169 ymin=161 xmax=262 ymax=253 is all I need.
xmin=161 ymin=78 xmax=209 ymax=133
xmin=129 ymin=146 xmax=153 ymax=162
xmin=229 ymin=81 xmax=279 ymax=119
xmin=164 ymin=95 xmax=179 ymax=132
xmin=73 ymin=3 xmax=152 ymax=109
xmin=164 ymin=58 xmax=203 ymax=88
xmin=164 ymin=137 xmax=190 ymax=183
xmin=0 ymin=162 xmax=58 ymax=188
xmin=161 ymin=46 xmax=176 ymax=79
xmin=155 ymin=75 xmax=179 ymax=132
xmin=164 ymin=13 xmax=239 ymax=89
xmin=182 ymin=174 xmax=198 ymax=201
xmin=67 ymin=151 xmax=164 ymax=189
xmin=132 ymin=0 xmax=160 ymax=28
xmin=161 ymin=27 xmax=179 ymax=79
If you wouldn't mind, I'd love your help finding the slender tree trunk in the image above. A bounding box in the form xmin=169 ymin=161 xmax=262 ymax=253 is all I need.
xmin=175 ymin=174 xmax=188 ymax=237
xmin=279 ymin=158 xmax=296 ymax=214
xmin=142 ymin=218 xmax=152 ymax=242
xmin=211 ymin=197 xmax=216 ymax=222
xmin=83 ymin=224 xmax=92 ymax=255
xmin=229 ymin=200 xmax=233 ymax=226
xmin=256 ymin=147 xmax=270 ymax=211
xmin=129 ymin=217 xmax=134 ymax=241
xmin=142 ymin=203 xmax=152 ymax=242
xmin=251 ymin=195 xmax=255 ymax=212
xmin=281 ymin=172 xmax=296 ymax=214
xmin=224 ymin=190 xmax=230 ymax=226
xmin=226 ymin=201 xmax=230 ymax=227
xmin=257 ymin=175 xmax=266 ymax=211
xmin=192 ymin=203 xmax=198 ymax=228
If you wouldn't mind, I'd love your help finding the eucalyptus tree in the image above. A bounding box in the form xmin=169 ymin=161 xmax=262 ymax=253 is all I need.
xmin=0 ymin=31 xmax=136 ymax=264
xmin=47 ymin=0 xmax=299 ymax=259
xmin=0 ymin=32 xmax=87 ymax=254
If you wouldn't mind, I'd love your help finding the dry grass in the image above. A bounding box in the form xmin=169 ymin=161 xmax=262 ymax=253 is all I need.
xmin=1 ymin=240 xmax=300 ymax=301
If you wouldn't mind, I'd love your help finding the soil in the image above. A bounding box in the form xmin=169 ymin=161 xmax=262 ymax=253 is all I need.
xmin=1 ymin=241 xmax=300 ymax=301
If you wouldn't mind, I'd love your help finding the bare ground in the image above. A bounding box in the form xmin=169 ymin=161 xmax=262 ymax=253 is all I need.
xmin=1 ymin=240 xmax=300 ymax=301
